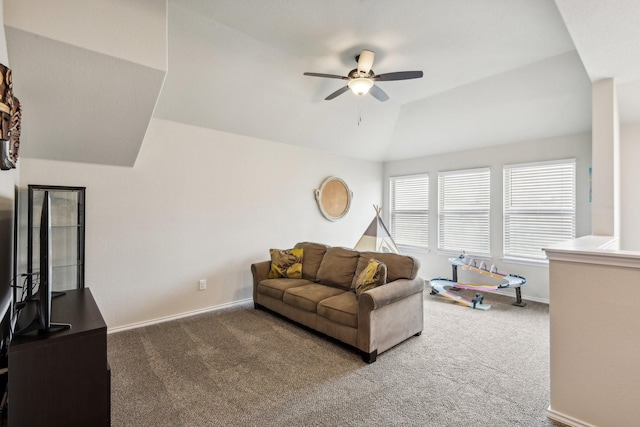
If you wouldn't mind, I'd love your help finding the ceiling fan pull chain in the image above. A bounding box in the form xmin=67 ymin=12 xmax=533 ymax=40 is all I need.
xmin=358 ymin=103 xmax=362 ymax=126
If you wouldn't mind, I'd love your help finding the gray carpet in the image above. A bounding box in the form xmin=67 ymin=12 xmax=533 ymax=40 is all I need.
xmin=107 ymin=290 xmax=565 ymax=426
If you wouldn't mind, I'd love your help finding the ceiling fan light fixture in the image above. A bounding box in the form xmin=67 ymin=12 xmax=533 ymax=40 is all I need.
xmin=304 ymin=49 xmax=423 ymax=101
xmin=348 ymin=77 xmax=374 ymax=95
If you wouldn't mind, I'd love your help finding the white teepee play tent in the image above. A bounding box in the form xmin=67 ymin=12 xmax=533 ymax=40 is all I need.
xmin=354 ymin=205 xmax=400 ymax=253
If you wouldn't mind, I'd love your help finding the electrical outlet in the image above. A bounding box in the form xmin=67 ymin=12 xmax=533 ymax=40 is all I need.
xmin=199 ymin=279 xmax=207 ymax=291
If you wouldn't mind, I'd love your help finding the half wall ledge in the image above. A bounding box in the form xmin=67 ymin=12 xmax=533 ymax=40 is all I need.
xmin=544 ymin=235 xmax=640 ymax=427
xmin=544 ymin=235 xmax=640 ymax=268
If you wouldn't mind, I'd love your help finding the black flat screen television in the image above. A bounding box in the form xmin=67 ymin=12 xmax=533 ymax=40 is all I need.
xmin=15 ymin=191 xmax=70 ymax=335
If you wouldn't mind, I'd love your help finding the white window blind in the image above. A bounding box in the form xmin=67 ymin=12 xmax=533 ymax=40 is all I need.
xmin=389 ymin=174 xmax=429 ymax=249
xmin=503 ymin=159 xmax=576 ymax=261
xmin=438 ymin=168 xmax=490 ymax=255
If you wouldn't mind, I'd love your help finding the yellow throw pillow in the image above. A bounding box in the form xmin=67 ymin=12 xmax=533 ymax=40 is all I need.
xmin=268 ymin=248 xmax=304 ymax=279
xmin=355 ymin=258 xmax=387 ymax=297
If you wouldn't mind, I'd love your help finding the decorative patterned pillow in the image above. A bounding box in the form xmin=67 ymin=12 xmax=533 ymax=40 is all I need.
xmin=268 ymin=248 xmax=304 ymax=279
xmin=354 ymin=258 xmax=387 ymax=297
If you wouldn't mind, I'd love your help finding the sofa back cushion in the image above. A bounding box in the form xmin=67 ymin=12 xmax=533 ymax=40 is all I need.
xmin=294 ymin=242 xmax=329 ymax=281
xmin=352 ymin=252 xmax=420 ymax=287
xmin=316 ymin=246 xmax=360 ymax=290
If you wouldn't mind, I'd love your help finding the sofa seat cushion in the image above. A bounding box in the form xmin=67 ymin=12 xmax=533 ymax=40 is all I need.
xmin=317 ymin=291 xmax=358 ymax=328
xmin=283 ymin=284 xmax=346 ymax=312
xmin=258 ymin=278 xmax=314 ymax=301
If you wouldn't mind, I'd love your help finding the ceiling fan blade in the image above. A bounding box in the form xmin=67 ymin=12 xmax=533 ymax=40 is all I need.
xmin=304 ymin=72 xmax=348 ymax=80
xmin=325 ymin=86 xmax=350 ymax=100
xmin=374 ymin=71 xmax=423 ymax=81
xmin=369 ymin=85 xmax=389 ymax=102
xmin=357 ymin=50 xmax=375 ymax=74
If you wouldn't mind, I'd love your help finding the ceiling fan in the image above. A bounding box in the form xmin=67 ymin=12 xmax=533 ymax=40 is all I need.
xmin=304 ymin=49 xmax=423 ymax=102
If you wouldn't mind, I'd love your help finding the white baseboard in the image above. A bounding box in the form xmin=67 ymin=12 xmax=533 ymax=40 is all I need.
xmin=547 ymin=406 xmax=597 ymax=427
xmin=107 ymin=298 xmax=254 ymax=334
xmin=108 ymin=288 xmax=547 ymax=334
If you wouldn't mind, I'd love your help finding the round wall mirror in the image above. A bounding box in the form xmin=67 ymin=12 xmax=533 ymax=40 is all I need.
xmin=315 ymin=176 xmax=353 ymax=221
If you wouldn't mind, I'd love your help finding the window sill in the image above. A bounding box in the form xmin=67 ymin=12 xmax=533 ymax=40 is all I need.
xmin=398 ymin=245 xmax=430 ymax=254
xmin=436 ymin=250 xmax=492 ymax=261
xmin=501 ymin=256 xmax=549 ymax=267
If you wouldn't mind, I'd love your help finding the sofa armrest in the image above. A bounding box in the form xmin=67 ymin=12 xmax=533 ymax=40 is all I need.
xmin=359 ymin=277 xmax=425 ymax=311
xmin=251 ymin=260 xmax=271 ymax=296
xmin=357 ymin=276 xmax=425 ymax=358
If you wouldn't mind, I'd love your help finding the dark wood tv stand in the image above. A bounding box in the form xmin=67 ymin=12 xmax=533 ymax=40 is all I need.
xmin=8 ymin=288 xmax=110 ymax=426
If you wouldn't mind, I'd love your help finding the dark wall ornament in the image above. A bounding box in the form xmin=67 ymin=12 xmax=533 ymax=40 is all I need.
xmin=315 ymin=176 xmax=353 ymax=221
xmin=0 ymin=63 xmax=21 ymax=170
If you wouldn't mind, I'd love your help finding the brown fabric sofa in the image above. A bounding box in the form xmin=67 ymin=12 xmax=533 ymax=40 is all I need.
xmin=251 ymin=242 xmax=424 ymax=363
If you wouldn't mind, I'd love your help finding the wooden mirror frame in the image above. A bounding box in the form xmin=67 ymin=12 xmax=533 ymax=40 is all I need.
xmin=315 ymin=176 xmax=353 ymax=221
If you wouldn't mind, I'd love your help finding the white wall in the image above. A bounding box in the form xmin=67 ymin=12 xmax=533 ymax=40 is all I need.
xmin=4 ymin=0 xmax=167 ymax=71
xmin=383 ymin=133 xmax=592 ymax=303
xmin=620 ymin=122 xmax=640 ymax=250
xmin=591 ymin=79 xmax=619 ymax=237
xmin=5 ymin=0 xmax=167 ymax=167
xmin=19 ymin=118 xmax=383 ymax=329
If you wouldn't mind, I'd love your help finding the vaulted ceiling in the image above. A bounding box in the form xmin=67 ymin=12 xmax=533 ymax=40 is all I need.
xmin=5 ymin=0 xmax=640 ymax=166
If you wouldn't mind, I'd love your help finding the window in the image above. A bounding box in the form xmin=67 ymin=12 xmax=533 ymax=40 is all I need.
xmin=503 ymin=159 xmax=576 ymax=261
xmin=438 ymin=168 xmax=490 ymax=256
xmin=389 ymin=174 xmax=429 ymax=249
